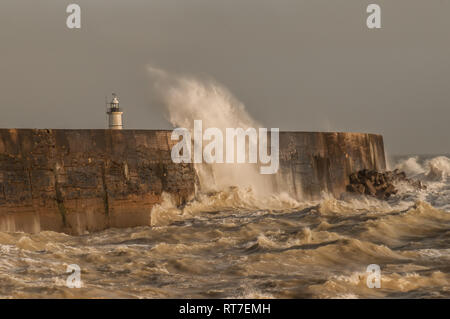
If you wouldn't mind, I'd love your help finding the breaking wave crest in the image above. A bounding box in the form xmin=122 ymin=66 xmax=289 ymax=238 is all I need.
xmin=391 ymin=155 xmax=450 ymax=211
xmin=150 ymin=188 xmax=306 ymax=227
xmin=395 ymin=155 xmax=450 ymax=182
xmin=148 ymin=66 xmax=291 ymax=199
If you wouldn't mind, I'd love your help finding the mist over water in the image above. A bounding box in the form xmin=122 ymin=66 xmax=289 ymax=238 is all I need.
xmin=0 ymin=71 xmax=449 ymax=298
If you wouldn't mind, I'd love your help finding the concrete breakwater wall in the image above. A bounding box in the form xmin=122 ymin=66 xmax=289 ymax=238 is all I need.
xmin=0 ymin=129 xmax=196 ymax=234
xmin=0 ymin=129 xmax=385 ymax=234
xmin=277 ymin=132 xmax=386 ymax=200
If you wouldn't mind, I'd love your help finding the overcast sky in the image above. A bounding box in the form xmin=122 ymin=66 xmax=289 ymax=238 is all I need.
xmin=0 ymin=0 xmax=449 ymax=155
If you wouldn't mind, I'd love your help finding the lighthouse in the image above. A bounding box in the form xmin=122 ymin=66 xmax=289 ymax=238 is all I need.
xmin=107 ymin=93 xmax=123 ymax=130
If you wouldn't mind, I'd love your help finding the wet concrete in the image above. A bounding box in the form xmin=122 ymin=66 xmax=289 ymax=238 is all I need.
xmin=0 ymin=129 xmax=385 ymax=234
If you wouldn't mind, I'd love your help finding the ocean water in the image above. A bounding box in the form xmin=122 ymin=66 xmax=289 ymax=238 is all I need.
xmin=0 ymin=155 xmax=449 ymax=299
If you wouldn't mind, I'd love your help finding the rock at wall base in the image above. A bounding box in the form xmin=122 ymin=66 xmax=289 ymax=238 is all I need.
xmin=346 ymin=169 xmax=426 ymax=200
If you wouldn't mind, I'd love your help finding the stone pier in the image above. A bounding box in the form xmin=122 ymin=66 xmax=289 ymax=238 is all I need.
xmin=0 ymin=129 xmax=385 ymax=234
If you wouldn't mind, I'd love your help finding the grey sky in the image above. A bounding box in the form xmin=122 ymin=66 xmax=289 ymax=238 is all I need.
xmin=0 ymin=0 xmax=449 ymax=155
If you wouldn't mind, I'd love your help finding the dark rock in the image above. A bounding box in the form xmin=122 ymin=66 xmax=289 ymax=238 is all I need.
xmin=346 ymin=184 xmax=356 ymax=193
xmin=349 ymin=173 xmax=359 ymax=184
xmin=347 ymin=183 xmax=365 ymax=194
xmin=384 ymin=184 xmax=397 ymax=196
xmin=364 ymin=180 xmax=377 ymax=196
xmin=346 ymin=168 xmax=425 ymax=200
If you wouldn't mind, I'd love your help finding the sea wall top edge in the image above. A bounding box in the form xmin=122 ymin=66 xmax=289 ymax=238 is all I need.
xmin=0 ymin=128 xmax=383 ymax=137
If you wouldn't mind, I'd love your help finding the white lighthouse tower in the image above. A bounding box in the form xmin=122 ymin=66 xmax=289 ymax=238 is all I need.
xmin=107 ymin=93 xmax=123 ymax=130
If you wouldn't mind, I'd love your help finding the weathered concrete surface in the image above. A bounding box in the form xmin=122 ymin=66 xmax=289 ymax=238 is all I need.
xmin=276 ymin=132 xmax=386 ymax=200
xmin=0 ymin=129 xmax=196 ymax=234
xmin=0 ymin=129 xmax=386 ymax=234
